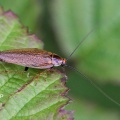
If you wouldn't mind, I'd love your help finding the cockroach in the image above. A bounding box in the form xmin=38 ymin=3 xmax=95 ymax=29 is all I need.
xmin=0 ymin=29 xmax=120 ymax=107
xmin=0 ymin=48 xmax=66 ymax=69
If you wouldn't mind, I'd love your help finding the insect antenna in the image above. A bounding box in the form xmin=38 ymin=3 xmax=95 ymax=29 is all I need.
xmin=64 ymin=64 xmax=120 ymax=107
xmin=67 ymin=27 xmax=96 ymax=61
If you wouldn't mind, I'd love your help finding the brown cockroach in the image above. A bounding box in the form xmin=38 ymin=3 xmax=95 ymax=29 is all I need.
xmin=0 ymin=48 xmax=66 ymax=69
xmin=0 ymin=29 xmax=120 ymax=107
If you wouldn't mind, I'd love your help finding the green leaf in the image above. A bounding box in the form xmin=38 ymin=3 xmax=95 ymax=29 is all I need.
xmin=0 ymin=8 xmax=72 ymax=119
xmin=0 ymin=0 xmax=41 ymax=32
xmin=0 ymin=69 xmax=70 ymax=120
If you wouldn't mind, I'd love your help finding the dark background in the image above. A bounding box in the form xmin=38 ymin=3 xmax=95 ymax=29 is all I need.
xmin=0 ymin=0 xmax=120 ymax=119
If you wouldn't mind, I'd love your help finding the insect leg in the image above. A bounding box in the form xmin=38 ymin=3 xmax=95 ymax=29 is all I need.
xmin=24 ymin=67 xmax=29 ymax=71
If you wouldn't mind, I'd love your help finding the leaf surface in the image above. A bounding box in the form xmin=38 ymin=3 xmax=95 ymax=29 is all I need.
xmin=0 ymin=8 xmax=72 ymax=120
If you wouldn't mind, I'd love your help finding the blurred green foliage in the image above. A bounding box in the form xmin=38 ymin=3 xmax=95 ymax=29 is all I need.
xmin=0 ymin=0 xmax=120 ymax=120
